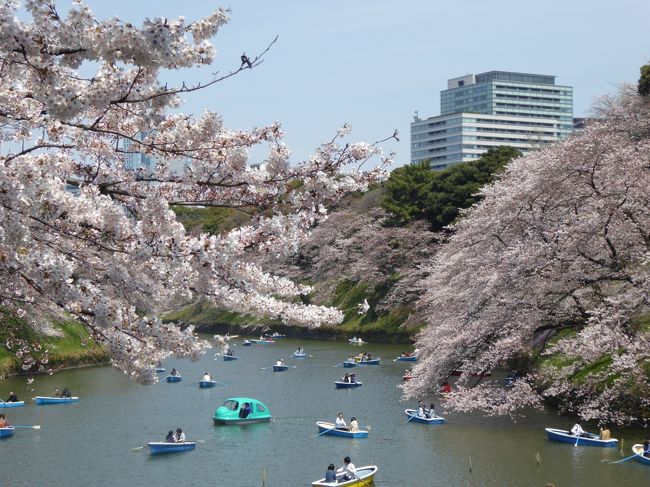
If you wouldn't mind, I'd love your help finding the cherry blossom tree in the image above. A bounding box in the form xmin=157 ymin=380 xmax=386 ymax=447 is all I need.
xmin=405 ymin=86 xmax=650 ymax=424
xmin=0 ymin=1 xmax=390 ymax=382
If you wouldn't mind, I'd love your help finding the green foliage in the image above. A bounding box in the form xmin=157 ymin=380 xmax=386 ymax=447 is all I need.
xmin=639 ymin=63 xmax=650 ymax=97
xmin=172 ymin=205 xmax=250 ymax=235
xmin=381 ymin=146 xmax=521 ymax=231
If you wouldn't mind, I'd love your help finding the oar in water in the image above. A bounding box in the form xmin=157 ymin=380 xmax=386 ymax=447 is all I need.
xmin=333 ymin=362 xmax=345 ymax=367
xmin=12 ymin=425 xmax=41 ymax=429
xmin=316 ymin=426 xmax=338 ymax=437
xmin=404 ymin=412 xmax=418 ymax=423
xmin=603 ymin=449 xmax=650 ymax=464
xmin=212 ymin=379 xmax=228 ymax=387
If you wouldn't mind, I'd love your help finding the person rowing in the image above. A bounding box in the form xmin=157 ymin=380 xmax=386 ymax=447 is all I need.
xmin=337 ymin=456 xmax=357 ymax=481
xmin=276 ymin=358 xmax=285 ymax=367
xmin=0 ymin=414 xmax=9 ymax=428
xmin=174 ymin=428 xmax=185 ymax=443
xmin=202 ymin=371 xmax=212 ymax=381
xmin=335 ymin=412 xmax=348 ymax=431
xmin=342 ymin=373 xmax=350 ymax=383
xmin=570 ymin=423 xmax=586 ymax=437
xmin=5 ymin=392 xmax=18 ymax=403
xmin=170 ymin=368 xmax=180 ymax=377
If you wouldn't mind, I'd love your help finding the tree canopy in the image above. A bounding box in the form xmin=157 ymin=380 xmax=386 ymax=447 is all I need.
xmin=405 ymin=86 xmax=650 ymax=424
xmin=381 ymin=146 xmax=521 ymax=231
xmin=0 ymin=1 xmax=389 ymax=382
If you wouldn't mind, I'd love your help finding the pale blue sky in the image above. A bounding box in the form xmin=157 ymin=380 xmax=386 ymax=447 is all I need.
xmin=43 ymin=1 xmax=650 ymax=166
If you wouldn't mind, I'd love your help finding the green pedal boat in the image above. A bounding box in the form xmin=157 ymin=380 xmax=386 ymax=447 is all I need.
xmin=213 ymin=397 xmax=271 ymax=425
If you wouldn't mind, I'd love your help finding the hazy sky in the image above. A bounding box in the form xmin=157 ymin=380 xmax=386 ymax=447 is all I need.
xmin=39 ymin=1 xmax=650 ymax=167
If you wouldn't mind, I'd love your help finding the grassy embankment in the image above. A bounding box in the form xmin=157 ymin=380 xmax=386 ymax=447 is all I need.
xmin=0 ymin=308 xmax=108 ymax=379
xmin=165 ymin=276 xmax=420 ymax=343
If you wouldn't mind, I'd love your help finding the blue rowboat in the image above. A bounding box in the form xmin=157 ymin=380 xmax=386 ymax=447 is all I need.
xmin=356 ymin=358 xmax=380 ymax=365
xmin=242 ymin=340 xmax=252 ymax=346
xmin=335 ymin=381 xmax=362 ymax=389
xmin=316 ymin=421 xmax=368 ymax=438
xmin=147 ymin=441 xmax=196 ymax=455
xmin=342 ymin=361 xmax=357 ymax=368
xmin=395 ymin=355 xmax=417 ymax=362
xmin=404 ymin=409 xmax=446 ymax=424
xmin=0 ymin=426 xmax=15 ymax=438
xmin=272 ymin=365 xmax=289 ymax=372
xmin=166 ymin=375 xmax=182 ymax=383
xmin=266 ymin=333 xmax=285 ymax=339
xmin=544 ymin=428 xmax=618 ymax=447
xmin=199 ymin=380 xmax=216 ymax=388
xmin=633 ymin=444 xmax=650 ymax=465
xmin=34 ymin=396 xmax=80 ymax=405
xmin=0 ymin=401 xmax=25 ymax=408
xmin=223 ymin=355 xmax=238 ymax=361
xmin=348 ymin=338 xmax=366 ymax=345
xmin=251 ymin=339 xmax=275 ymax=344
xmin=292 ymin=352 xmax=306 ymax=358
xmin=155 ymin=367 xmax=166 ymax=373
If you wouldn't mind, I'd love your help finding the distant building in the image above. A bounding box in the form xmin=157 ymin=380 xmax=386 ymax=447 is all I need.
xmin=123 ymin=131 xmax=190 ymax=175
xmin=411 ymin=71 xmax=574 ymax=169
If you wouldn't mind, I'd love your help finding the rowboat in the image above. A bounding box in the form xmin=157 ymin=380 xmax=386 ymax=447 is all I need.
xmin=34 ymin=396 xmax=80 ymax=405
xmin=0 ymin=426 xmax=15 ymax=438
xmin=0 ymin=401 xmax=25 ymax=408
xmin=155 ymin=367 xmax=166 ymax=373
xmin=199 ymin=380 xmax=216 ymax=388
xmin=316 ymin=421 xmax=368 ymax=438
xmin=243 ymin=340 xmax=252 ymax=346
xmin=355 ymin=358 xmax=380 ymax=365
xmin=223 ymin=355 xmax=238 ymax=361
xmin=335 ymin=381 xmax=362 ymax=389
xmin=348 ymin=337 xmax=366 ymax=345
xmin=404 ymin=409 xmax=446 ymax=424
xmin=272 ymin=365 xmax=289 ymax=372
xmin=250 ymin=339 xmax=275 ymax=344
xmin=213 ymin=397 xmax=271 ymax=425
xmin=342 ymin=361 xmax=357 ymax=368
xmin=395 ymin=355 xmax=417 ymax=362
xmin=544 ymin=428 xmax=618 ymax=447
xmin=266 ymin=333 xmax=285 ymax=339
xmin=632 ymin=444 xmax=650 ymax=465
xmin=147 ymin=441 xmax=196 ymax=455
xmin=312 ymin=465 xmax=378 ymax=487
xmin=166 ymin=375 xmax=182 ymax=383
xmin=292 ymin=351 xmax=306 ymax=358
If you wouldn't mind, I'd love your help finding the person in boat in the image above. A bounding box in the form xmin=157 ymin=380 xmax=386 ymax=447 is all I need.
xmin=276 ymin=359 xmax=285 ymax=367
xmin=343 ymin=373 xmax=350 ymax=383
xmin=170 ymin=368 xmax=180 ymax=377
xmin=53 ymin=387 xmax=61 ymax=397
xmin=61 ymin=387 xmax=72 ymax=398
xmin=174 ymin=428 xmax=186 ymax=443
xmin=202 ymin=372 xmax=212 ymax=381
xmin=165 ymin=430 xmax=175 ymax=443
xmin=324 ymin=464 xmax=337 ymax=483
xmin=0 ymin=414 xmax=9 ymax=428
xmin=349 ymin=417 xmax=360 ymax=433
xmin=239 ymin=402 xmax=251 ymax=418
xmin=225 ymin=348 xmax=233 ymax=356
xmin=350 ymin=374 xmax=357 ymax=384
xmin=570 ymin=423 xmax=585 ymax=437
xmin=426 ymin=402 xmax=436 ymax=419
xmin=335 ymin=412 xmax=348 ymax=430
xmin=6 ymin=391 xmax=18 ymax=402
xmin=440 ymin=381 xmax=452 ymax=394
xmin=599 ymin=427 xmax=611 ymax=440
xmin=338 ymin=456 xmax=357 ymax=481
xmin=347 ymin=355 xmax=355 ymax=363
xmin=417 ymin=401 xmax=426 ymax=418
xmin=642 ymin=436 xmax=650 ymax=457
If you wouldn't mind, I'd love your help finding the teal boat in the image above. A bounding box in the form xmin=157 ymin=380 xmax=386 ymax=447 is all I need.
xmin=213 ymin=397 xmax=271 ymax=425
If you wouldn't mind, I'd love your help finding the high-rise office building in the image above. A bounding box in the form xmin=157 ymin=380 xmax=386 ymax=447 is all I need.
xmin=411 ymin=71 xmax=573 ymax=169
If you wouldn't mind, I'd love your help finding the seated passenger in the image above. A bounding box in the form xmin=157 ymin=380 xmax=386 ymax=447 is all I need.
xmin=165 ymin=430 xmax=175 ymax=443
xmin=202 ymin=372 xmax=212 ymax=381
xmin=239 ymin=402 xmax=251 ymax=418
xmin=350 ymin=374 xmax=356 ymax=384
xmin=335 ymin=412 xmax=348 ymax=430
xmin=170 ymin=368 xmax=180 ymax=376
xmin=61 ymin=388 xmax=72 ymax=398
xmin=276 ymin=359 xmax=284 ymax=367
xmin=0 ymin=414 xmax=9 ymax=428
xmin=343 ymin=373 xmax=350 ymax=383
xmin=325 ymin=464 xmax=337 ymax=483
xmin=349 ymin=417 xmax=360 ymax=433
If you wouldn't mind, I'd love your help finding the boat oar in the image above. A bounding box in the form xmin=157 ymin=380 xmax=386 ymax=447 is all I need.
xmin=316 ymin=426 xmax=338 ymax=437
xmin=212 ymin=379 xmax=228 ymax=387
xmin=12 ymin=425 xmax=41 ymax=429
xmin=404 ymin=412 xmax=417 ymax=424
xmin=603 ymin=449 xmax=649 ymax=464
xmin=333 ymin=362 xmax=345 ymax=367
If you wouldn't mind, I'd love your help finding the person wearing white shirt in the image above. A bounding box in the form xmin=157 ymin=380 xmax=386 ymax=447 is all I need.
xmin=202 ymin=372 xmax=212 ymax=381
xmin=174 ymin=428 xmax=186 ymax=443
xmin=276 ymin=359 xmax=284 ymax=366
xmin=570 ymin=423 xmax=585 ymax=437
xmin=337 ymin=456 xmax=356 ymax=481
xmin=349 ymin=417 xmax=360 ymax=433
xmin=335 ymin=412 xmax=348 ymax=430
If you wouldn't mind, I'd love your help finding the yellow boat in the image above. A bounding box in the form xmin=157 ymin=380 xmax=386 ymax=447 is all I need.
xmin=312 ymin=465 xmax=377 ymax=487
